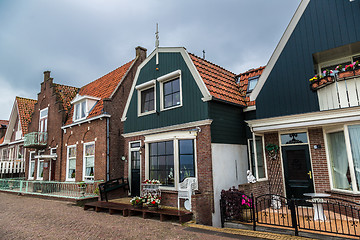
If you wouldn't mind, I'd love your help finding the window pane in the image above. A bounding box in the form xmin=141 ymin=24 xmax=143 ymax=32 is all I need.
xmin=85 ymin=144 xmax=95 ymax=156
xmin=150 ymin=143 xmax=157 ymax=156
xmin=85 ymin=156 xmax=94 ymax=177
xmin=179 ymin=140 xmax=193 ymax=154
xmin=68 ymin=147 xmax=76 ymax=158
xmin=30 ymin=161 xmax=35 ymax=177
xmin=173 ymin=92 xmax=180 ymax=105
xmin=141 ymin=88 xmax=154 ymax=113
xmin=148 ymin=141 xmax=174 ymax=186
xmin=163 ymin=78 xmax=180 ymax=109
xmin=40 ymin=108 xmax=48 ymax=118
xmin=165 ymin=141 xmax=173 ymax=155
xmin=328 ymin=131 xmax=352 ymax=190
xmin=348 ymin=125 xmax=360 ymax=190
xmin=172 ymin=78 xmax=180 ymax=92
xmin=179 ymin=140 xmax=195 ymax=182
xmin=249 ymin=140 xmax=256 ymax=175
xmin=75 ymin=103 xmax=80 ymax=120
xmin=164 ymin=81 xmax=172 ymax=95
xmin=281 ymin=132 xmax=308 ymax=145
xmin=131 ymin=142 xmax=140 ymax=148
xmin=81 ymin=101 xmax=86 ymax=118
xmin=255 ymin=138 xmax=265 ymax=179
xmin=158 ymin=142 xmax=165 ymax=155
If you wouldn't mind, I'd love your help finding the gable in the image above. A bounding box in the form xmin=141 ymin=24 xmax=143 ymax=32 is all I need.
xmin=254 ymin=0 xmax=360 ymax=119
xmin=123 ymin=50 xmax=210 ymax=134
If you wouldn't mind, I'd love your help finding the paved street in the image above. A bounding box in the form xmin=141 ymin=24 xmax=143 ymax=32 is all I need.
xmin=0 ymin=192 xmax=254 ymax=240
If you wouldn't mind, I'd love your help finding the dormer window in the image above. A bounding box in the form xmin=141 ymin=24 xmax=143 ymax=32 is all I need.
xmin=74 ymin=101 xmax=87 ymax=121
xmin=71 ymin=95 xmax=100 ymax=122
xmin=247 ymin=76 xmax=260 ymax=93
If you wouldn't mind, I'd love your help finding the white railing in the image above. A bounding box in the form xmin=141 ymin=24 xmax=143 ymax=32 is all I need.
xmin=0 ymin=160 xmax=25 ymax=174
xmin=0 ymin=179 xmax=102 ymax=199
xmin=318 ymin=75 xmax=360 ymax=111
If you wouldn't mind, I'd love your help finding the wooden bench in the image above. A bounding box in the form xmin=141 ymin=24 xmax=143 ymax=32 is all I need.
xmin=98 ymin=177 xmax=129 ymax=202
xmin=84 ymin=201 xmax=129 ymax=216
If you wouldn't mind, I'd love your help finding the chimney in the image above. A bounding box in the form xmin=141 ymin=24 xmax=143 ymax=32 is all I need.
xmin=44 ymin=71 xmax=51 ymax=81
xmin=136 ymin=46 xmax=147 ymax=60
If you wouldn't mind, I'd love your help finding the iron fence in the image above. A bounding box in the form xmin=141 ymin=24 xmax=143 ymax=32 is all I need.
xmin=220 ymin=190 xmax=360 ymax=238
xmin=0 ymin=179 xmax=101 ymax=199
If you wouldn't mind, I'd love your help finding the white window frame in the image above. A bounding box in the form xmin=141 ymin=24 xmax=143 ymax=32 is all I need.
xmin=247 ymin=75 xmax=260 ymax=93
xmin=324 ymin=123 xmax=360 ymax=194
xmin=73 ymin=100 xmax=87 ymax=122
xmin=83 ymin=141 xmax=95 ymax=181
xmin=66 ymin=145 xmax=76 ymax=182
xmin=36 ymin=158 xmax=44 ymax=180
xmin=144 ymin=131 xmax=198 ymax=191
xmin=157 ymin=70 xmax=183 ymax=111
xmin=28 ymin=151 xmax=35 ymax=180
xmin=136 ymin=80 xmax=157 ymax=117
xmin=39 ymin=107 xmax=48 ymax=132
xmin=248 ymin=134 xmax=268 ymax=181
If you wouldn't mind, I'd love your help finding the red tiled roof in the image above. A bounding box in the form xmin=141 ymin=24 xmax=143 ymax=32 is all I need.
xmin=65 ymin=59 xmax=134 ymax=125
xmin=0 ymin=120 xmax=9 ymax=127
xmin=189 ymin=53 xmax=246 ymax=106
xmin=53 ymin=84 xmax=79 ymax=114
xmin=236 ymin=66 xmax=265 ymax=106
xmin=0 ymin=136 xmax=4 ymax=144
xmin=16 ymin=97 xmax=37 ymax=135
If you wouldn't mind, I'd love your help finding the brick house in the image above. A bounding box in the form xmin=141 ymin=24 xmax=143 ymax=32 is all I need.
xmin=245 ymin=0 xmax=360 ymax=203
xmin=60 ymin=46 xmax=146 ymax=182
xmin=121 ymin=47 xmax=250 ymax=226
xmin=0 ymin=97 xmax=37 ymax=178
xmin=24 ymin=72 xmax=78 ymax=181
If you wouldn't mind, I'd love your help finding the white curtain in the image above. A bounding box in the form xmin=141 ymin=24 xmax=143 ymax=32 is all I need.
xmin=328 ymin=131 xmax=351 ymax=190
xmin=348 ymin=125 xmax=360 ymax=189
xmin=85 ymin=156 xmax=94 ymax=176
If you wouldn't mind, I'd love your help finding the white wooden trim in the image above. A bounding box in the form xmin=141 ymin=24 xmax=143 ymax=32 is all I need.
xmin=62 ymin=114 xmax=111 ymax=129
xmin=36 ymin=158 xmax=44 ymax=180
xmin=137 ymin=80 xmax=157 ymax=117
xmin=158 ymin=70 xmax=183 ymax=111
xmin=82 ymin=141 xmax=95 ymax=181
xmin=250 ymin=0 xmax=310 ymax=101
xmin=128 ymin=140 xmax=141 ymax=196
xmin=28 ymin=151 xmax=35 ymax=180
xmin=122 ymin=119 xmax=212 ymax=138
xmin=3 ymin=99 xmax=20 ymax=144
xmin=71 ymin=95 xmax=101 ymax=104
xmin=66 ymin=145 xmax=76 ymax=182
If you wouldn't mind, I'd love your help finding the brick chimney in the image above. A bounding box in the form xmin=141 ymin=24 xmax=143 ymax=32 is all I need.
xmin=44 ymin=71 xmax=51 ymax=81
xmin=136 ymin=46 xmax=147 ymax=60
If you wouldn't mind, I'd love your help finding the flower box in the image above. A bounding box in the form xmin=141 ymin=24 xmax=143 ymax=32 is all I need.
xmin=310 ymin=76 xmax=334 ymax=91
xmin=338 ymin=70 xmax=355 ymax=79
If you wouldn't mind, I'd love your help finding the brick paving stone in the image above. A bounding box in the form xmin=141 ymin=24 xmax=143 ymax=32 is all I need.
xmin=0 ymin=193 xmax=239 ymax=240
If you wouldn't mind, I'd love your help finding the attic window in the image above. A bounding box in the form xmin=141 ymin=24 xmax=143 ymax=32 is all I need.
xmin=74 ymin=101 xmax=87 ymax=121
xmin=247 ymin=76 xmax=260 ymax=93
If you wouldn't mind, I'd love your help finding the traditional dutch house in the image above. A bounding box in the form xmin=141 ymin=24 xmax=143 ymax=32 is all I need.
xmin=24 ymin=72 xmax=78 ymax=181
xmin=60 ymin=46 xmax=146 ymax=183
xmin=0 ymin=97 xmax=36 ymax=178
xmin=245 ymin=0 xmax=360 ymax=203
xmin=121 ymin=47 xmax=250 ymax=226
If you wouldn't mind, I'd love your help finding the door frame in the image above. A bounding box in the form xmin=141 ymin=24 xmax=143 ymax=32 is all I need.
xmin=278 ymin=131 xmax=315 ymax=198
xmin=128 ymin=141 xmax=141 ymax=196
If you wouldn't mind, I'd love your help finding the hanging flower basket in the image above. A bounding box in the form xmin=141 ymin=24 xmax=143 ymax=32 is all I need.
xmin=310 ymin=76 xmax=334 ymax=91
xmin=265 ymin=144 xmax=279 ymax=160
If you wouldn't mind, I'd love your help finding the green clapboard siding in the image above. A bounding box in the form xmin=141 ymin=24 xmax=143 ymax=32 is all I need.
xmin=257 ymin=0 xmax=360 ymax=119
xmin=209 ymin=101 xmax=246 ymax=144
xmin=124 ymin=52 xmax=208 ymax=133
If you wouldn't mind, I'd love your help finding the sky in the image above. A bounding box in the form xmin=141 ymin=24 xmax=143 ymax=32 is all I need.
xmin=0 ymin=0 xmax=301 ymax=120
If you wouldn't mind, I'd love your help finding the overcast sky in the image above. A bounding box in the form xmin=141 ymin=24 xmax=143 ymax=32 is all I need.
xmin=0 ymin=0 xmax=301 ymax=120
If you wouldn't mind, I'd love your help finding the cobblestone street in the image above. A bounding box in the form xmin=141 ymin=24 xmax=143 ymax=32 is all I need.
xmin=0 ymin=193 xmax=240 ymax=240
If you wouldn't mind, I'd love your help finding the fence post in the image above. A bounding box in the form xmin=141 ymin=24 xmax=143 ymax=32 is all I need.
xmin=289 ymin=199 xmax=298 ymax=236
xmin=19 ymin=180 xmax=23 ymax=192
xmin=251 ymin=193 xmax=256 ymax=231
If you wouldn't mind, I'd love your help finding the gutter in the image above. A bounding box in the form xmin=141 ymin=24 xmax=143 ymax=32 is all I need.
xmin=61 ymin=114 xmax=111 ymax=130
xmin=106 ymin=117 xmax=110 ymax=181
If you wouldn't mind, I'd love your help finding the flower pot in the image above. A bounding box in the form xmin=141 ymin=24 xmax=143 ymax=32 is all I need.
xmin=338 ymin=70 xmax=355 ymax=79
xmin=241 ymin=208 xmax=252 ymax=222
xmin=148 ymin=206 xmax=158 ymax=211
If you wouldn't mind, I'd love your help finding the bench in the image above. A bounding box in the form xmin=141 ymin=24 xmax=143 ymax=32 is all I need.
xmin=98 ymin=177 xmax=129 ymax=202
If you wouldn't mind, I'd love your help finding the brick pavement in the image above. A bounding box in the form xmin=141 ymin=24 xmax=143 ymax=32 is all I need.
xmin=0 ymin=192 xmax=240 ymax=240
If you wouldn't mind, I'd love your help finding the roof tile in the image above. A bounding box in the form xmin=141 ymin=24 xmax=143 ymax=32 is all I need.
xmin=236 ymin=66 xmax=265 ymax=106
xmin=16 ymin=97 xmax=37 ymax=135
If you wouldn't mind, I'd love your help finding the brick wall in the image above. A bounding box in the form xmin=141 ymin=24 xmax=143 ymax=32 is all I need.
xmin=238 ymin=181 xmax=270 ymax=199
xmin=123 ymin=123 xmax=213 ymax=225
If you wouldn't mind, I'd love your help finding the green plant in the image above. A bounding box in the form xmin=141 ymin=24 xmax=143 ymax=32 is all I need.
xmin=94 ymin=187 xmax=99 ymax=196
xmin=130 ymin=196 xmax=144 ymax=206
xmin=78 ymin=181 xmax=86 ymax=188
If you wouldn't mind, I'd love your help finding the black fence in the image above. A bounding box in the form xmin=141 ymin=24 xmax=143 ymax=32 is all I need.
xmin=220 ymin=189 xmax=360 ymax=238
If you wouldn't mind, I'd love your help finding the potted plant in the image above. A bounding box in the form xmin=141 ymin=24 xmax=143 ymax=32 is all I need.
xmin=130 ymin=196 xmax=144 ymax=209
xmin=309 ymin=70 xmax=334 ymax=91
xmin=240 ymin=194 xmax=252 ymax=222
xmin=145 ymin=194 xmax=161 ymax=210
xmin=338 ymin=63 xmax=355 ymax=79
xmin=78 ymin=181 xmax=87 ymax=196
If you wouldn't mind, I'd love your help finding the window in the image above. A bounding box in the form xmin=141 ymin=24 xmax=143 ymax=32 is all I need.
xmin=149 ymin=141 xmax=174 ymax=187
xmin=247 ymin=76 xmax=260 ymax=93
xmin=280 ymin=132 xmax=308 ymax=145
xmin=39 ymin=108 xmax=48 ymax=132
xmin=158 ymin=70 xmax=182 ymax=111
xmin=83 ymin=142 xmax=95 ymax=180
xmin=1 ymin=149 xmax=8 ymax=161
xmin=50 ymin=148 xmax=57 ymax=156
xmin=179 ymin=139 xmax=195 ymax=182
xmin=141 ymin=88 xmax=155 ymax=113
xmin=326 ymin=124 xmax=360 ymax=192
xmin=15 ymin=120 xmax=22 ymax=140
xmin=37 ymin=159 xmax=44 ymax=180
xmin=28 ymin=151 xmax=35 ymax=180
xmin=66 ymin=145 xmax=76 ymax=181
xmin=74 ymin=101 xmax=87 ymax=121
xmin=248 ymin=136 xmax=266 ymax=179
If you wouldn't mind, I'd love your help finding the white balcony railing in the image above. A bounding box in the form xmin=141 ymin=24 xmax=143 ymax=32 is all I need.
xmin=0 ymin=160 xmax=25 ymax=174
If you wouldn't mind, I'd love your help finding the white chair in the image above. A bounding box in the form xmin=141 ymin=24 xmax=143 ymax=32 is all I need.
xmin=177 ymin=177 xmax=197 ymax=211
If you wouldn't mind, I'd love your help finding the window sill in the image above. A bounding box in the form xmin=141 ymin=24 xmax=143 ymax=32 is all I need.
xmin=325 ymin=189 xmax=360 ymax=197
xmin=160 ymin=104 xmax=182 ymax=112
xmin=138 ymin=110 xmax=156 ymax=117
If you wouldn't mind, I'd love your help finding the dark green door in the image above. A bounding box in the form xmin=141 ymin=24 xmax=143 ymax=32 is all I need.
xmin=282 ymin=145 xmax=314 ymax=198
xmin=130 ymin=150 xmax=140 ymax=197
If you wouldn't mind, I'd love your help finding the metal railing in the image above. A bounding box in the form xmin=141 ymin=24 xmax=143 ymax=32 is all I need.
xmin=24 ymin=132 xmax=48 ymax=148
xmin=220 ymin=190 xmax=360 ymax=238
xmin=0 ymin=179 xmax=101 ymax=199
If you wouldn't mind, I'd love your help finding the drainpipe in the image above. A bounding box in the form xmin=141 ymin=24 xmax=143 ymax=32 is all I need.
xmin=106 ymin=117 xmax=110 ymax=181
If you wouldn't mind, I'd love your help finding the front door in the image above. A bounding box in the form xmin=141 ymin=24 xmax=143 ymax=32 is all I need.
xmin=282 ymin=145 xmax=314 ymax=198
xmin=130 ymin=150 xmax=140 ymax=197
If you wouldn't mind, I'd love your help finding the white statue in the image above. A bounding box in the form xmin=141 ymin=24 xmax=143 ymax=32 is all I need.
xmin=247 ymin=170 xmax=256 ymax=183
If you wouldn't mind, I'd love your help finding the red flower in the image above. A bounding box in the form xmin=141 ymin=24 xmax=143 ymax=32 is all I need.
xmin=151 ymin=201 xmax=156 ymax=204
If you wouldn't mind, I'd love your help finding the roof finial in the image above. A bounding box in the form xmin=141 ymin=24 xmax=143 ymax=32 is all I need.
xmin=202 ymin=50 xmax=206 ymax=59
xmin=155 ymin=23 xmax=159 ymax=48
